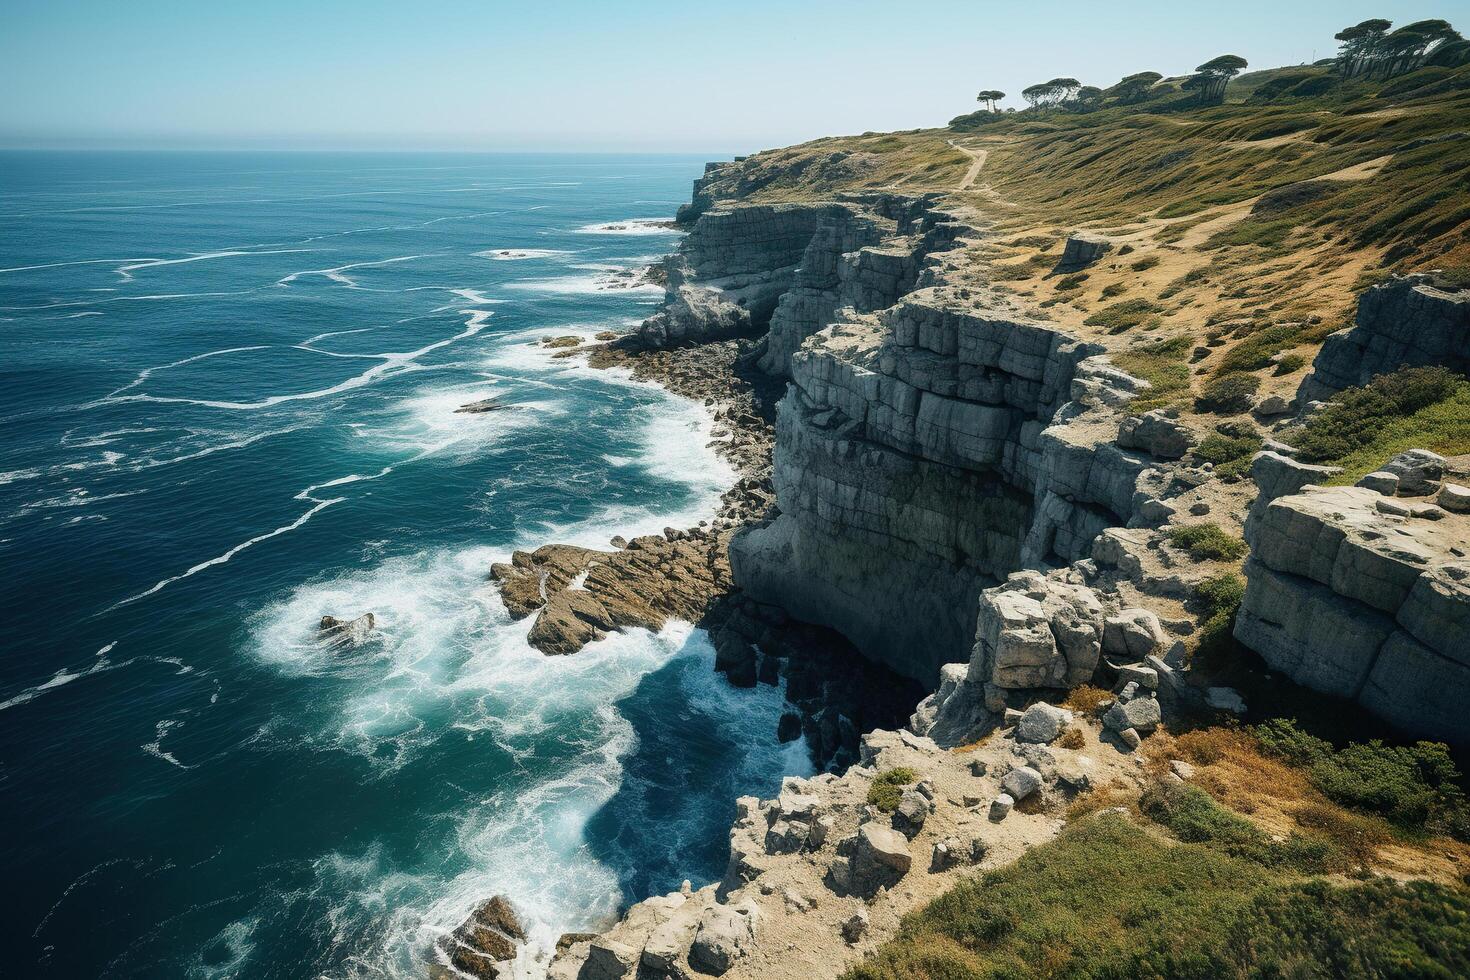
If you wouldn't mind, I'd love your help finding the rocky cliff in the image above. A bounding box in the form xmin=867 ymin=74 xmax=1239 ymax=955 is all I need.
xmin=1298 ymin=274 xmax=1470 ymax=404
xmin=638 ymin=195 xmax=1160 ymax=686
xmin=1236 ymin=450 xmax=1470 ymax=744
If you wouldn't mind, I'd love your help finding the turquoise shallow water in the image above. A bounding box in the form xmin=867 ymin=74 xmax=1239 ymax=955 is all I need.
xmin=0 ymin=151 xmax=811 ymax=978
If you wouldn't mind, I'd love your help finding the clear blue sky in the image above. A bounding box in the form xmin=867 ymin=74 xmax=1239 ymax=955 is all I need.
xmin=1 ymin=1 xmax=1460 ymax=152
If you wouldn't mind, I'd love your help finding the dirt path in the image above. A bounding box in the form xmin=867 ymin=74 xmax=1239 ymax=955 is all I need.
xmin=949 ymin=139 xmax=989 ymax=190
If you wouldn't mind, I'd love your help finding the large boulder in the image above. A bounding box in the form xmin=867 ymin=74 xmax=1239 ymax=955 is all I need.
xmin=850 ymin=824 xmax=913 ymax=894
xmin=1102 ymin=609 xmax=1168 ymax=660
xmin=1054 ymin=232 xmax=1112 ymax=271
xmin=1102 ymin=695 xmax=1161 ymax=734
xmin=319 ymin=612 xmax=375 ymax=647
xmin=1382 ymin=449 xmax=1446 ymax=497
xmin=1298 ymin=274 xmax=1470 ymax=403
xmin=973 ymin=572 xmax=1105 ymax=690
xmin=1014 ymin=702 xmax=1072 ymax=744
xmin=688 ymin=904 xmax=759 ymax=975
xmin=1117 ymin=410 xmax=1193 ymax=460
xmin=1000 ymin=765 xmax=1043 ymax=800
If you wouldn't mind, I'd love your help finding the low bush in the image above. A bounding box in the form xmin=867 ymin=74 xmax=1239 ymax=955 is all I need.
xmin=1253 ymin=719 xmax=1470 ymax=839
xmin=1083 ymin=297 xmax=1162 ymax=333
xmin=867 ymin=767 xmax=918 ymax=812
xmin=1167 ymin=523 xmax=1246 ymax=562
xmin=1053 ymin=271 xmax=1087 ymax=290
xmin=1215 ymin=322 xmax=1302 ymax=374
xmin=1100 ymin=282 xmax=1129 ymax=299
xmin=1061 ymin=684 xmax=1113 ymax=715
xmin=1273 ymin=351 xmax=1306 ymax=375
xmin=1192 ymin=430 xmax=1262 ymax=480
xmin=1112 ymin=335 xmax=1191 ymax=411
xmin=1139 ymin=781 xmax=1340 ymax=872
xmin=1193 ymin=572 xmax=1247 ymax=664
xmin=1195 ymin=371 xmax=1260 ymax=413
xmin=1129 ymin=255 xmax=1160 ymax=271
xmin=1290 ymin=366 xmax=1470 ymax=481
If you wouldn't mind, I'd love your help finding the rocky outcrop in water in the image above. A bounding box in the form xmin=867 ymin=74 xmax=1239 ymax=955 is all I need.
xmin=1298 ymin=273 xmax=1470 ymax=404
xmin=318 ymin=613 xmax=375 ymax=647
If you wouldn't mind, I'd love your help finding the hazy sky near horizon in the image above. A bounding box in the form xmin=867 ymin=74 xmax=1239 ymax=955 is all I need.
xmin=2 ymin=1 xmax=1461 ymax=152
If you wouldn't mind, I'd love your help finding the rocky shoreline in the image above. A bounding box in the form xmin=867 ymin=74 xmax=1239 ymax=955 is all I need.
xmin=444 ymin=152 xmax=1470 ymax=978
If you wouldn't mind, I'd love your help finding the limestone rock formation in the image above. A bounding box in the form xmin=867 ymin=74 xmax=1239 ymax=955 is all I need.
xmin=1236 ymin=453 xmax=1470 ymax=743
xmin=489 ymin=532 xmax=731 ymax=655
xmin=1052 ymin=232 xmax=1112 ymax=272
xmin=1298 ymin=274 xmax=1470 ymax=403
xmin=732 ymin=281 xmax=1147 ymax=684
xmin=431 ymin=895 xmax=524 ymax=980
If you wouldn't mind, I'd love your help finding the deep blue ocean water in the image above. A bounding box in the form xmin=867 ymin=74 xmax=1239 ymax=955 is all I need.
xmin=0 ymin=151 xmax=811 ymax=978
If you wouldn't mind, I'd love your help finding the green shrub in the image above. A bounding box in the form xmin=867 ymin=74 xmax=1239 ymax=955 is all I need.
xmin=1291 ymin=367 xmax=1470 ymax=481
xmin=867 ymin=767 xmax=918 ymax=812
xmin=1192 ymin=430 xmax=1262 ymax=480
xmin=1195 ymin=371 xmax=1260 ymax=413
xmin=1084 ymin=297 xmax=1162 ymax=333
xmin=1215 ymin=322 xmax=1302 ymax=373
xmin=1130 ymin=255 xmax=1160 ymax=271
xmin=1273 ymin=352 xmax=1306 ymax=375
xmin=1253 ymin=719 xmax=1470 ymax=839
xmin=1168 ymin=523 xmax=1246 ymax=562
xmin=1100 ymin=282 xmax=1129 ymax=299
xmin=1140 ymin=782 xmax=1339 ymax=872
xmin=1054 ymin=272 xmax=1088 ymax=290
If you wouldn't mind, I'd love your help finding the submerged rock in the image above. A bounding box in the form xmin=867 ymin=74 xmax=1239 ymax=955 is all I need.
xmin=318 ymin=613 xmax=375 ymax=647
xmin=454 ymin=397 xmax=510 ymax=414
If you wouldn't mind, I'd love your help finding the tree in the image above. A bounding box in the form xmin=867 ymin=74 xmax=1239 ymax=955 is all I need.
xmin=1334 ymin=18 xmax=1392 ymax=77
xmin=1379 ymin=20 xmax=1461 ymax=77
xmin=1021 ymin=83 xmax=1050 ymax=110
xmin=975 ymin=89 xmax=1006 ymax=112
xmin=1044 ymin=77 xmax=1082 ymax=105
xmin=1190 ymin=54 xmax=1248 ymax=104
xmin=1105 ymin=71 xmax=1163 ymax=105
xmin=1072 ymin=85 xmax=1104 ymax=112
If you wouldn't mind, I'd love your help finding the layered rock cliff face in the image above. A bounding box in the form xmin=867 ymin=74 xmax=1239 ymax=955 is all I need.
xmin=731 ymin=290 xmax=1154 ymax=684
xmin=1298 ymin=273 xmax=1470 ymax=404
xmin=637 ymin=193 xmax=1164 ymax=690
xmin=639 ymin=203 xmax=875 ymax=348
xmin=1236 ymin=451 xmax=1470 ymax=744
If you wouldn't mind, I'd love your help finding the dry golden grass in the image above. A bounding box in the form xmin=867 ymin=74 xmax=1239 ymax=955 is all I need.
xmin=1061 ymin=685 xmax=1112 ymax=715
xmin=1056 ymin=728 xmax=1085 ymax=750
xmin=1145 ymin=725 xmax=1470 ymax=885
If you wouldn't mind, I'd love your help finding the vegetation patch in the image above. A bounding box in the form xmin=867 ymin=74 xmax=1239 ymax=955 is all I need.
xmin=1192 ymin=571 xmax=1246 ymax=664
xmin=1112 ymin=335 xmax=1191 ymax=411
xmin=1253 ymin=719 xmax=1470 ymax=839
xmin=1192 ymin=428 xmax=1262 ymax=479
xmin=1083 ymin=297 xmax=1162 ymax=333
xmin=1139 ymin=781 xmax=1340 ymax=872
xmin=1290 ymin=366 xmax=1470 ymax=482
xmin=843 ymin=813 xmax=1470 ymax=980
xmin=1195 ymin=371 xmax=1260 ymax=413
xmin=1167 ymin=523 xmax=1246 ymax=562
xmin=866 ymin=767 xmax=918 ymax=813
xmin=1214 ymin=322 xmax=1303 ymax=374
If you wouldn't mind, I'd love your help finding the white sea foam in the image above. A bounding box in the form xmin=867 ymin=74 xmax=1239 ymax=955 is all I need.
xmin=276 ymin=253 xmax=432 ymax=289
xmin=98 ymin=314 xmax=490 ymax=412
xmin=501 ymin=269 xmax=661 ymax=296
xmin=474 ymin=249 xmax=571 ymax=261
xmin=573 ymin=218 xmax=682 ymax=236
xmin=114 ymin=248 xmax=314 ymax=282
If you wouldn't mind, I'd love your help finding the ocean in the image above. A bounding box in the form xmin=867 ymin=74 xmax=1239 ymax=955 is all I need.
xmin=0 ymin=151 xmax=812 ymax=978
